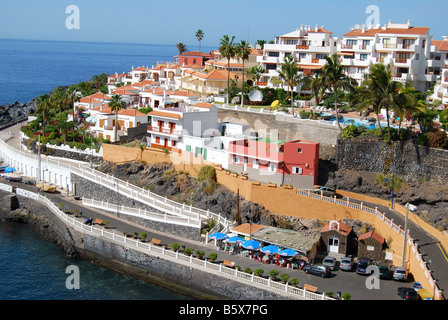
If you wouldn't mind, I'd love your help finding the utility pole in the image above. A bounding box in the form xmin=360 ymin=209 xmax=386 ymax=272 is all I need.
xmin=37 ymin=134 xmax=41 ymax=182
xmin=236 ymin=188 xmax=240 ymax=225
xmin=401 ymin=202 xmax=409 ymax=267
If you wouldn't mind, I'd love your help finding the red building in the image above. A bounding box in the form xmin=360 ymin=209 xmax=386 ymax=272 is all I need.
xmin=227 ymin=138 xmax=319 ymax=189
xmin=175 ymin=51 xmax=214 ymax=67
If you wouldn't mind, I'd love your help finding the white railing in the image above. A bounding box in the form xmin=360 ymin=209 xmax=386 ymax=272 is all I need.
xmin=82 ymin=197 xmax=201 ymax=228
xmin=0 ymin=182 xmax=13 ymax=193
xmin=15 ymin=187 xmax=330 ymax=301
xmin=71 ymin=167 xmax=232 ymax=229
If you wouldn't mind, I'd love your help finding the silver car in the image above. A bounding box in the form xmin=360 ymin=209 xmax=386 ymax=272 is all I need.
xmin=393 ymin=267 xmax=408 ymax=281
xmin=322 ymin=256 xmax=337 ymax=270
xmin=340 ymin=257 xmax=354 ymax=271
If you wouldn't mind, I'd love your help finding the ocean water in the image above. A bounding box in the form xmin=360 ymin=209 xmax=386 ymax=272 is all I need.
xmin=0 ymin=38 xmax=214 ymax=105
xmin=0 ymin=38 xmax=213 ymax=300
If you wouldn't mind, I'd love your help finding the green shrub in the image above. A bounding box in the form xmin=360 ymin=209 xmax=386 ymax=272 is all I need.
xmin=426 ymin=130 xmax=448 ymax=149
xmin=196 ymin=250 xmax=205 ymax=259
xmin=342 ymin=293 xmax=352 ymax=300
xmin=254 ymin=269 xmax=264 ymax=277
xmin=290 ymin=278 xmax=299 ymax=286
xmin=341 ymin=124 xmax=359 ymax=139
xmin=269 ymin=269 xmax=279 ymax=279
xmin=171 ymin=243 xmax=181 ymax=251
xmin=280 ymin=273 xmax=289 ymax=284
xmin=197 ymin=166 xmax=217 ymax=182
xmin=243 ymin=268 xmax=253 ymax=274
xmin=208 ymin=252 xmax=217 ymax=261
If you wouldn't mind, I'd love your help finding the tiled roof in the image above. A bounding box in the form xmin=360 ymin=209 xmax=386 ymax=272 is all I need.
xmin=118 ymin=109 xmax=147 ymax=117
xmin=231 ymin=223 xmax=268 ymax=236
xmin=432 ymin=40 xmax=448 ymax=51
xmin=194 ymin=102 xmax=214 ymax=109
xmin=148 ymin=110 xmax=183 ymax=119
xmin=192 ymin=69 xmax=240 ymax=80
xmin=358 ymin=230 xmax=385 ymax=243
xmin=79 ymin=97 xmax=103 ymax=104
xmin=320 ymin=220 xmax=352 ymax=236
xmin=344 ymin=26 xmax=429 ymax=37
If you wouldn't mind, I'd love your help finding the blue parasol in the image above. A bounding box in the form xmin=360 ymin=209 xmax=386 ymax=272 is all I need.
xmin=241 ymin=239 xmax=261 ymax=250
xmin=279 ymin=248 xmax=298 ymax=256
xmin=224 ymin=236 xmax=244 ymax=243
xmin=209 ymin=232 xmax=228 ymax=240
xmin=260 ymin=245 xmax=281 ymax=254
xmin=4 ymin=167 xmax=16 ymax=173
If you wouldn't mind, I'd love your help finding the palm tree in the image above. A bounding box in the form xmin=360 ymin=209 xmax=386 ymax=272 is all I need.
xmin=277 ymin=55 xmax=304 ymax=115
xmin=78 ymin=81 xmax=93 ymax=97
xmin=66 ymin=85 xmax=80 ymax=122
xmin=90 ymin=73 xmax=108 ymax=90
xmin=195 ymin=29 xmax=204 ymax=52
xmin=176 ymin=42 xmax=188 ymax=55
xmin=305 ymin=71 xmax=325 ymax=105
xmin=108 ymin=95 xmax=126 ymax=142
xmin=246 ymin=65 xmax=266 ymax=88
xmin=320 ymin=54 xmax=357 ymax=131
xmin=235 ymin=40 xmax=252 ymax=107
xmin=355 ymin=63 xmax=413 ymax=140
xmin=36 ymin=94 xmax=51 ymax=137
xmin=393 ymin=86 xmax=421 ymax=137
xmin=219 ymin=34 xmax=236 ymax=105
xmin=50 ymin=87 xmax=66 ymax=122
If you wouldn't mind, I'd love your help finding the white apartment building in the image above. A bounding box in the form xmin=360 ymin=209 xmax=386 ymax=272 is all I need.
xmin=147 ymin=103 xmax=218 ymax=150
xmin=340 ymin=21 xmax=433 ymax=91
xmin=257 ymin=25 xmax=338 ymax=90
xmin=428 ymin=37 xmax=448 ymax=106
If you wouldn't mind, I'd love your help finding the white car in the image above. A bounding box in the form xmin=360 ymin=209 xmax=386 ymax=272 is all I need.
xmin=322 ymin=256 xmax=337 ymax=270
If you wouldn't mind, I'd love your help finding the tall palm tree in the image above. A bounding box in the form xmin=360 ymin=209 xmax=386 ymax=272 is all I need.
xmin=195 ymin=29 xmax=204 ymax=52
xmin=176 ymin=42 xmax=188 ymax=55
xmin=36 ymin=94 xmax=51 ymax=137
xmin=320 ymin=54 xmax=357 ymax=131
xmin=235 ymin=40 xmax=252 ymax=107
xmin=108 ymin=94 xmax=126 ymax=142
xmin=50 ymin=87 xmax=66 ymax=122
xmin=78 ymin=81 xmax=94 ymax=97
xmin=66 ymin=85 xmax=80 ymax=122
xmin=355 ymin=63 xmax=416 ymax=141
xmin=305 ymin=71 xmax=325 ymax=105
xmin=90 ymin=73 xmax=108 ymax=90
xmin=219 ymin=35 xmax=236 ymax=105
xmin=277 ymin=55 xmax=304 ymax=115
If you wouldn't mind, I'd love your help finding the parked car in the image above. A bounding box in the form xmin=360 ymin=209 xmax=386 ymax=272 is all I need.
xmin=322 ymin=256 xmax=337 ymax=270
xmin=393 ymin=267 xmax=408 ymax=282
xmin=397 ymin=287 xmax=419 ymax=300
xmin=313 ymin=186 xmax=335 ymax=197
xmin=379 ymin=264 xmax=392 ymax=280
xmin=303 ymin=264 xmax=332 ymax=278
xmin=356 ymin=257 xmax=371 ymax=275
xmin=340 ymin=257 xmax=354 ymax=271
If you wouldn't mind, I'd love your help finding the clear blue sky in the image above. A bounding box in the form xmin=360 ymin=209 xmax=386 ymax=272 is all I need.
xmin=0 ymin=0 xmax=446 ymax=48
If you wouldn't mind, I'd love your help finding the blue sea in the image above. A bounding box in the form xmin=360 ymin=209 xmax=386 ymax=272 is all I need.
xmin=0 ymin=38 xmax=214 ymax=300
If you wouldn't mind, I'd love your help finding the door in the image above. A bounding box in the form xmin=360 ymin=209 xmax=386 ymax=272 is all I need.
xmin=243 ymin=158 xmax=247 ymax=171
xmin=328 ymin=237 xmax=339 ymax=253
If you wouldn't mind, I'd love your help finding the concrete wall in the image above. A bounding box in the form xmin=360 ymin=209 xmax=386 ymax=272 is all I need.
xmin=217 ymin=109 xmax=341 ymax=146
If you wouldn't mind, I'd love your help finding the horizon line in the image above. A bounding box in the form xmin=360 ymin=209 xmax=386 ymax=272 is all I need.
xmin=0 ymin=37 xmax=220 ymax=50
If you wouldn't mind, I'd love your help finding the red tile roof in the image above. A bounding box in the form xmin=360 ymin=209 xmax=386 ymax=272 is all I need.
xmin=344 ymin=26 xmax=429 ymax=37
xmin=148 ymin=110 xmax=183 ymax=119
xmin=320 ymin=220 xmax=352 ymax=236
xmin=358 ymin=230 xmax=385 ymax=243
xmin=432 ymin=40 xmax=448 ymax=51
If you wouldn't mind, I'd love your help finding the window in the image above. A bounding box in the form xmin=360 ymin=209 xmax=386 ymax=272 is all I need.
xmin=292 ymin=167 xmax=303 ymax=174
xmin=265 ymin=64 xmax=277 ymax=70
xmin=253 ymin=160 xmax=259 ymax=169
xmin=268 ymin=51 xmax=280 ymax=57
xmin=286 ymin=40 xmax=297 ymax=45
xmin=186 ymin=145 xmax=191 ymax=152
xmin=362 ymin=40 xmax=371 ymax=46
xmin=347 ymin=39 xmax=358 ymax=45
xmin=298 ymin=148 xmax=302 ymax=153
xmin=360 ymin=54 xmax=368 ymax=61
xmin=232 ymin=156 xmax=240 ymax=164
xmin=316 ymin=54 xmax=327 ymax=60
xmin=415 ymin=53 xmax=420 ymax=60
xmin=268 ymin=163 xmax=277 ymax=172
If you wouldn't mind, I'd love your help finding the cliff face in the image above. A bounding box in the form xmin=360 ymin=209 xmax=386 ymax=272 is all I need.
xmin=320 ymin=138 xmax=448 ymax=231
xmin=0 ymin=100 xmax=36 ymax=129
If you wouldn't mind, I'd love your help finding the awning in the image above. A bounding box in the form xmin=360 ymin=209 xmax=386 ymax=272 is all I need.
xmin=337 ymin=52 xmax=355 ymax=56
xmin=298 ymin=65 xmax=324 ymax=70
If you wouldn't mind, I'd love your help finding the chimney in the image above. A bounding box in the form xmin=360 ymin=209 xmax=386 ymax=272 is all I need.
xmin=315 ymin=24 xmax=318 ymax=32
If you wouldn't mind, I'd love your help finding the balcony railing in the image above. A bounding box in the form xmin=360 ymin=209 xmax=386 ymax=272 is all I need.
xmin=341 ymin=44 xmax=353 ymax=49
xmin=147 ymin=126 xmax=181 ymax=136
xmin=295 ymin=45 xmax=310 ymax=50
xmin=395 ymin=58 xmax=408 ymax=64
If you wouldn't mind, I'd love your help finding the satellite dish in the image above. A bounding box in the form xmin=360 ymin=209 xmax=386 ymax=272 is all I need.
xmin=354 ymin=24 xmax=360 ymax=30
xmin=248 ymin=90 xmax=263 ymax=102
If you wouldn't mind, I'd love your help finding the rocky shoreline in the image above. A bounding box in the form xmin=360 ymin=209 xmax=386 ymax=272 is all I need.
xmin=0 ymin=100 xmax=36 ymax=130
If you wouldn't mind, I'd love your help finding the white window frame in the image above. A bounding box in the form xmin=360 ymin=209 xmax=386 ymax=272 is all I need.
xmin=253 ymin=159 xmax=259 ymax=169
xmin=292 ymin=167 xmax=303 ymax=175
xmin=268 ymin=163 xmax=277 ymax=173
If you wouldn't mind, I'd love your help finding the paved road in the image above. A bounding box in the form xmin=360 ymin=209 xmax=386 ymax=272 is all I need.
xmin=339 ymin=193 xmax=447 ymax=299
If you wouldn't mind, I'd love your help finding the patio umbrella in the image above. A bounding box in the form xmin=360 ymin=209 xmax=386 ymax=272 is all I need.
xmin=279 ymin=248 xmax=298 ymax=257
xmin=260 ymin=245 xmax=281 ymax=254
xmin=208 ymin=232 xmax=228 ymax=240
xmin=4 ymin=167 xmax=16 ymax=173
xmin=241 ymin=240 xmax=261 ymax=250
xmin=224 ymin=236 xmax=243 ymax=243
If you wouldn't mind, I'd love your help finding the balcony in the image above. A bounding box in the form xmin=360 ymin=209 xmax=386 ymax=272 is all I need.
xmin=341 ymin=44 xmax=354 ymax=50
xmin=395 ymin=58 xmax=409 ymax=64
xmin=296 ymin=45 xmax=310 ymax=50
xmin=147 ymin=126 xmax=182 ymax=136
